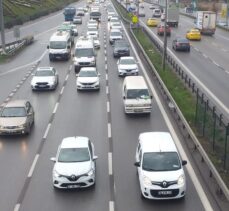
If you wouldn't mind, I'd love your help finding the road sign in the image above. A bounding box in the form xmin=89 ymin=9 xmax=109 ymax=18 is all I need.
xmin=132 ymin=15 xmax=138 ymax=24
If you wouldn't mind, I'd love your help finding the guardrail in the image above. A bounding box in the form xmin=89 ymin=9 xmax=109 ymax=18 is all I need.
xmin=112 ymin=0 xmax=229 ymax=201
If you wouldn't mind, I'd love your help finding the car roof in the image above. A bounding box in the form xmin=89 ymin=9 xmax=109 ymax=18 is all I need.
xmin=61 ymin=136 xmax=89 ymax=149
xmin=110 ymin=29 xmax=121 ymax=32
xmin=124 ymin=76 xmax=147 ymax=89
xmin=80 ymin=67 xmax=96 ymax=72
xmin=3 ymin=100 xmax=27 ymax=108
xmin=120 ymin=56 xmax=135 ymax=60
xmin=139 ymin=132 xmax=177 ymax=153
xmin=36 ymin=67 xmax=54 ymax=71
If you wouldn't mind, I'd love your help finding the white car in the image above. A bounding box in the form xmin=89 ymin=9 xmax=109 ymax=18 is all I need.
xmin=110 ymin=22 xmax=122 ymax=30
xmin=87 ymin=20 xmax=99 ymax=28
xmin=108 ymin=12 xmax=116 ymax=21
xmin=31 ymin=67 xmax=58 ymax=90
xmin=109 ymin=29 xmax=123 ymax=44
xmin=76 ymin=67 xmax=100 ymax=90
xmin=87 ymin=27 xmax=99 ymax=38
xmin=70 ymin=24 xmax=78 ymax=36
xmin=92 ymin=36 xmax=100 ymax=49
xmin=51 ymin=136 xmax=98 ymax=189
xmin=135 ymin=132 xmax=187 ymax=199
xmin=117 ymin=56 xmax=139 ymax=76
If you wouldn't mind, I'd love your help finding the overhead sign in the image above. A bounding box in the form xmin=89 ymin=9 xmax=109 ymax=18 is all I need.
xmin=132 ymin=15 xmax=138 ymax=24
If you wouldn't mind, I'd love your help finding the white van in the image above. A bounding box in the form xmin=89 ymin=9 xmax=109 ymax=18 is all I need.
xmin=153 ymin=8 xmax=161 ymax=17
xmin=122 ymin=76 xmax=152 ymax=114
xmin=73 ymin=36 xmax=96 ymax=72
xmin=135 ymin=132 xmax=187 ymax=199
xmin=47 ymin=31 xmax=72 ymax=61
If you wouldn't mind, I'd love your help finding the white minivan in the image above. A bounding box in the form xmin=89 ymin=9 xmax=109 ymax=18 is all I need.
xmin=135 ymin=132 xmax=187 ymax=200
xmin=122 ymin=76 xmax=152 ymax=114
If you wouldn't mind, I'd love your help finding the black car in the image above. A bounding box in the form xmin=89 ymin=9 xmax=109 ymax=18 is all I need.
xmin=113 ymin=40 xmax=130 ymax=57
xmin=172 ymin=38 xmax=190 ymax=52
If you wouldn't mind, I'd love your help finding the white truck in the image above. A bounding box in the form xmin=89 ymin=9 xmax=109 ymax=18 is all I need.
xmin=166 ymin=3 xmax=179 ymax=27
xmin=195 ymin=11 xmax=216 ymax=35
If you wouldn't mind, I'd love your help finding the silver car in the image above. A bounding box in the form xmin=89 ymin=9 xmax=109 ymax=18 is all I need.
xmin=31 ymin=67 xmax=59 ymax=90
xmin=0 ymin=100 xmax=34 ymax=135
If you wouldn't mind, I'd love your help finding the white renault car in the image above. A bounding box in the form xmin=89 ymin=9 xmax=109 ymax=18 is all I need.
xmin=76 ymin=67 xmax=100 ymax=90
xmin=51 ymin=136 xmax=98 ymax=189
xmin=117 ymin=56 xmax=139 ymax=76
xmin=135 ymin=132 xmax=187 ymax=199
xmin=31 ymin=67 xmax=58 ymax=90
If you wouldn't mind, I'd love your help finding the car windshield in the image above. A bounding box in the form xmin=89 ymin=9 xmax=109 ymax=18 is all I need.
xmin=1 ymin=107 xmax=26 ymax=117
xmin=178 ymin=39 xmax=189 ymax=43
xmin=142 ymin=152 xmax=181 ymax=171
xmin=75 ymin=48 xmax=94 ymax=57
xmin=35 ymin=70 xmax=54 ymax=76
xmin=50 ymin=41 xmax=66 ymax=49
xmin=115 ymin=42 xmax=128 ymax=47
xmin=111 ymin=31 xmax=121 ymax=36
xmin=58 ymin=148 xmax=90 ymax=162
xmin=79 ymin=70 xmax=97 ymax=77
xmin=90 ymin=12 xmax=101 ymax=16
xmin=126 ymin=89 xmax=150 ymax=99
xmin=120 ymin=59 xmax=136 ymax=65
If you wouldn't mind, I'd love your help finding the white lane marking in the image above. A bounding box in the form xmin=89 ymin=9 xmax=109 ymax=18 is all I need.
xmin=105 ymin=57 xmax=107 ymax=62
xmin=140 ymin=20 xmax=229 ymax=115
xmin=106 ymin=73 xmax=108 ymax=81
xmin=13 ymin=89 xmax=17 ymax=92
xmin=9 ymin=93 xmax=14 ymax=97
xmin=14 ymin=204 xmax=20 ymax=211
xmin=0 ymin=50 xmax=47 ymax=77
xmin=108 ymin=123 xmax=111 ymax=138
xmin=104 ymin=49 xmax=107 ymax=55
xmin=52 ymin=102 xmax=59 ymax=114
xmin=202 ymin=53 xmax=208 ymax=59
xmin=226 ymin=71 xmax=229 ymax=74
xmin=121 ymin=18 xmax=214 ymax=211
xmin=60 ymin=87 xmax=65 ymax=95
xmin=105 ymin=64 xmax=108 ymax=70
xmin=43 ymin=123 xmax=51 ymax=139
xmin=106 ymin=86 xmax=109 ymax=94
xmin=5 ymin=97 xmax=10 ymax=102
xmin=16 ymin=85 xmax=20 ymax=88
xmin=221 ymin=48 xmax=227 ymax=52
xmin=28 ymin=154 xmax=39 ymax=177
xmin=216 ymin=33 xmax=229 ymax=41
xmin=107 ymin=101 xmax=110 ymax=113
xmin=65 ymin=74 xmax=69 ymax=81
xmin=108 ymin=152 xmax=113 ymax=175
xmin=109 ymin=201 xmax=114 ymax=211
xmin=212 ymin=61 xmax=220 ymax=67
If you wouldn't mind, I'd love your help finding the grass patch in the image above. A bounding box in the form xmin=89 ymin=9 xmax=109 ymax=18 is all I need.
xmin=133 ymin=28 xmax=196 ymax=125
xmin=0 ymin=54 xmax=9 ymax=63
xmin=112 ymin=0 xmax=132 ymax=22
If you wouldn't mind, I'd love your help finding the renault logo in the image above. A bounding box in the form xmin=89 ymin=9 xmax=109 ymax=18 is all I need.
xmin=71 ymin=175 xmax=76 ymax=180
xmin=162 ymin=181 xmax=167 ymax=187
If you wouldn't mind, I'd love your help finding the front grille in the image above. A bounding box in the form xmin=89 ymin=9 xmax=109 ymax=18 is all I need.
xmin=81 ymin=82 xmax=94 ymax=85
xmin=5 ymin=126 xmax=17 ymax=129
xmin=150 ymin=189 xmax=179 ymax=198
xmin=36 ymin=82 xmax=48 ymax=85
xmin=152 ymin=181 xmax=177 ymax=188
xmin=60 ymin=182 xmax=87 ymax=188
xmin=79 ymin=62 xmax=90 ymax=66
xmin=65 ymin=173 xmax=88 ymax=182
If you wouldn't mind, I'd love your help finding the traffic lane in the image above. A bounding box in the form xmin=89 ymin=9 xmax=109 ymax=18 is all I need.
xmin=0 ymin=56 xmax=72 ymax=211
xmin=19 ymin=44 xmax=110 ymax=211
xmin=105 ymin=30 xmax=205 ymax=211
xmin=0 ymin=0 xmax=87 ymax=44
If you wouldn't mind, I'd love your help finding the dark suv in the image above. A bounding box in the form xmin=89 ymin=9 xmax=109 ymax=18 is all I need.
xmin=113 ymin=40 xmax=130 ymax=58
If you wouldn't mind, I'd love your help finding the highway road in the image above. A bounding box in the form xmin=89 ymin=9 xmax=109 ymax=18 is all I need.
xmin=0 ymin=0 xmax=227 ymax=211
xmin=131 ymin=1 xmax=229 ymax=119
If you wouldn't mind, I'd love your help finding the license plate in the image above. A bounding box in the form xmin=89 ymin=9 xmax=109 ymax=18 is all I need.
xmin=134 ymin=109 xmax=143 ymax=112
xmin=158 ymin=190 xmax=172 ymax=195
xmin=67 ymin=184 xmax=79 ymax=188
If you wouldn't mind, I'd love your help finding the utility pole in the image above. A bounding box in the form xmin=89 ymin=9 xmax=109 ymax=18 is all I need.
xmin=227 ymin=0 xmax=229 ymax=27
xmin=0 ymin=0 xmax=6 ymax=54
xmin=162 ymin=0 xmax=167 ymax=70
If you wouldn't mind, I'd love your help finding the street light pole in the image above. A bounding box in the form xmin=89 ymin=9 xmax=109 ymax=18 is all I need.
xmin=162 ymin=0 xmax=167 ymax=70
xmin=0 ymin=0 xmax=6 ymax=54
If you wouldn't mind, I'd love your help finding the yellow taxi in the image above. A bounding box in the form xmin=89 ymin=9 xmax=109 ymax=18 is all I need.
xmin=186 ymin=28 xmax=201 ymax=41
xmin=146 ymin=18 xmax=159 ymax=27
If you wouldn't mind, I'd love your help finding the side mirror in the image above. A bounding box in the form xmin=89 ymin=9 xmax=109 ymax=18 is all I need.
xmin=50 ymin=157 xmax=56 ymax=162
xmin=93 ymin=155 xmax=98 ymax=160
xmin=98 ymin=73 xmax=101 ymax=76
xmin=134 ymin=162 xmax=140 ymax=167
xmin=123 ymin=96 xmax=126 ymax=100
xmin=182 ymin=160 xmax=187 ymax=166
xmin=47 ymin=45 xmax=49 ymax=49
xmin=150 ymin=95 xmax=153 ymax=99
xmin=76 ymin=74 xmax=79 ymax=77
xmin=67 ymin=45 xmax=70 ymax=49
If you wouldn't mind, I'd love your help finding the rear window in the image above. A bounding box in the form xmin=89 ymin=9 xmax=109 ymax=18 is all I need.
xmin=90 ymin=12 xmax=101 ymax=16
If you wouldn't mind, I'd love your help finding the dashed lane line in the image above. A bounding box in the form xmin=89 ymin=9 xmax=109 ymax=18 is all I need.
xmin=109 ymin=201 xmax=114 ymax=211
xmin=108 ymin=152 xmax=113 ymax=175
xmin=13 ymin=204 xmax=20 ymax=211
xmin=43 ymin=123 xmax=51 ymax=140
xmin=28 ymin=154 xmax=39 ymax=178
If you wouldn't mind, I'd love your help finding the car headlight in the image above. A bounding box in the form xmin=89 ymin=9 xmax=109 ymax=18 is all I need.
xmin=17 ymin=123 xmax=26 ymax=129
xmin=53 ymin=170 xmax=61 ymax=178
xmin=0 ymin=125 xmax=4 ymax=129
xmin=143 ymin=176 xmax=151 ymax=186
xmin=87 ymin=169 xmax=94 ymax=176
xmin=177 ymin=175 xmax=185 ymax=185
